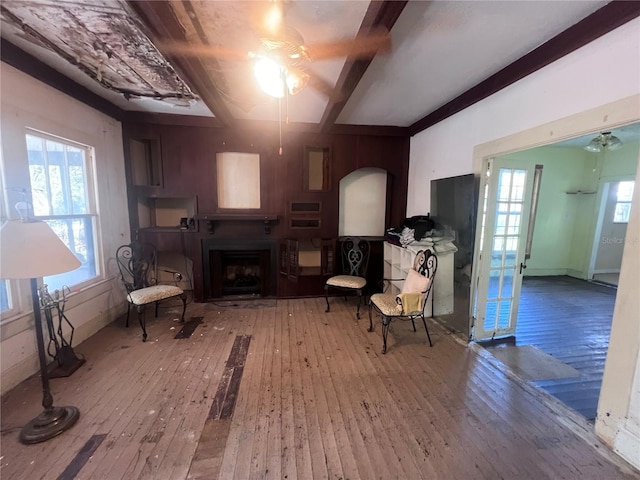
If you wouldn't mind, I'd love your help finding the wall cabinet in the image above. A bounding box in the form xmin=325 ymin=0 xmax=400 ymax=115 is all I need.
xmin=136 ymin=195 xmax=198 ymax=231
xmin=279 ymin=239 xmax=334 ymax=296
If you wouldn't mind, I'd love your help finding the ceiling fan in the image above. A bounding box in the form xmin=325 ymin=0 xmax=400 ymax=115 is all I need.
xmin=156 ymin=1 xmax=392 ymax=99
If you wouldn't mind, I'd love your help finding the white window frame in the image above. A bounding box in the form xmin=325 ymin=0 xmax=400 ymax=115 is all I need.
xmin=25 ymin=129 xmax=102 ymax=292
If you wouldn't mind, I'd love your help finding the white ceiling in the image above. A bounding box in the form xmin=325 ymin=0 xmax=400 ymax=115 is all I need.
xmin=0 ymin=1 xmax=613 ymax=127
xmin=338 ymin=0 xmax=608 ymax=126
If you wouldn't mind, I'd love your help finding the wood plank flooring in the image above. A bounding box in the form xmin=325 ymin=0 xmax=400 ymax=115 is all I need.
xmin=516 ymin=276 xmax=617 ymax=421
xmin=1 ymin=297 xmax=636 ymax=479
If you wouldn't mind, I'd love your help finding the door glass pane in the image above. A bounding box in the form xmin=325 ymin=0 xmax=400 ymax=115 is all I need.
xmin=511 ymin=171 xmax=526 ymax=201
xmin=487 ymin=271 xmax=500 ymax=299
xmin=498 ymin=299 xmax=511 ymax=328
xmin=501 ymin=268 xmax=515 ymax=298
xmin=491 ymin=237 xmax=504 ymax=267
xmin=498 ymin=170 xmax=512 ymax=201
xmin=484 ymin=301 xmax=498 ymax=330
xmin=505 ymin=236 xmax=518 ymax=266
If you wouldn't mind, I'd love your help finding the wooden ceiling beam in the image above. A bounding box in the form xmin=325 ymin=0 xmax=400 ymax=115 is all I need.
xmin=319 ymin=1 xmax=408 ymax=133
xmin=127 ymin=0 xmax=235 ymax=127
xmin=408 ymin=1 xmax=640 ymax=136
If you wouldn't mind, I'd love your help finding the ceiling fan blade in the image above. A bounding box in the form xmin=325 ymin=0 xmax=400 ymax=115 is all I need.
xmin=155 ymin=40 xmax=248 ymax=61
xmin=305 ymin=30 xmax=391 ymax=61
xmin=306 ymin=71 xmax=340 ymax=100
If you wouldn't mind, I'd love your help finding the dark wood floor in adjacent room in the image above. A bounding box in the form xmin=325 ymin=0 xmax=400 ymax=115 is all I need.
xmin=517 ymin=276 xmax=617 ymax=421
xmin=1 ymin=297 xmax=636 ymax=480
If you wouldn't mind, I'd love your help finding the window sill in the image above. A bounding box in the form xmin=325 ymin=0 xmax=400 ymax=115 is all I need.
xmin=0 ymin=277 xmax=114 ymax=342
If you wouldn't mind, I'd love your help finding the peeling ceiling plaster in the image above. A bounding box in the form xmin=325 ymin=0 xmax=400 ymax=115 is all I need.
xmin=0 ymin=0 xmax=198 ymax=105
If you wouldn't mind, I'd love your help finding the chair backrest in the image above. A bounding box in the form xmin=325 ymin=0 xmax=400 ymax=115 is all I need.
xmin=340 ymin=237 xmax=370 ymax=277
xmin=414 ymin=249 xmax=437 ymax=299
xmin=115 ymin=242 xmax=158 ymax=293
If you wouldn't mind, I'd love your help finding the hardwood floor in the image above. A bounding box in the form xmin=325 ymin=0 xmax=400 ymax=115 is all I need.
xmin=1 ymin=297 xmax=636 ymax=479
xmin=517 ymin=276 xmax=617 ymax=421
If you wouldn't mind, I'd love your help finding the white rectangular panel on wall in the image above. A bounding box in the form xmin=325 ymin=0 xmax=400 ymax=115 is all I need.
xmin=217 ymin=152 xmax=261 ymax=209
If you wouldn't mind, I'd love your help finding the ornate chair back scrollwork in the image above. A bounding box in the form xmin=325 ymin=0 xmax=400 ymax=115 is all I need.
xmin=116 ymin=242 xmax=187 ymax=342
xmin=324 ymin=237 xmax=371 ymax=319
xmin=368 ymin=249 xmax=437 ymax=353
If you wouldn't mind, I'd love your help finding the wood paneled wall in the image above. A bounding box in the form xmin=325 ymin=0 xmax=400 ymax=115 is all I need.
xmin=123 ymin=120 xmax=410 ymax=299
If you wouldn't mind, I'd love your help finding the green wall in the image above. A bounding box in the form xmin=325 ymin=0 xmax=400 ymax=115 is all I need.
xmin=499 ymin=141 xmax=639 ymax=278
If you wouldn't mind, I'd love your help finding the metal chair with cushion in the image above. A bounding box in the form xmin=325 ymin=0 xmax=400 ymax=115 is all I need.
xmin=324 ymin=237 xmax=370 ymax=319
xmin=368 ymin=249 xmax=437 ymax=353
xmin=116 ymin=242 xmax=187 ymax=341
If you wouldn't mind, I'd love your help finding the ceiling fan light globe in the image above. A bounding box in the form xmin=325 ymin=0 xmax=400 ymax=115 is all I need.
xmin=584 ymin=140 xmax=602 ymax=153
xmin=607 ymin=136 xmax=623 ymax=151
xmin=286 ymin=68 xmax=309 ymax=95
xmin=254 ymin=57 xmax=284 ymax=98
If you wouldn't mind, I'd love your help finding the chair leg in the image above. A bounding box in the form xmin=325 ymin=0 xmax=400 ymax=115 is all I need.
xmin=421 ymin=315 xmax=433 ymax=347
xmin=356 ymin=290 xmax=362 ymax=319
xmin=179 ymin=293 xmax=187 ymax=322
xmin=125 ymin=303 xmax=131 ymax=328
xmin=381 ymin=316 xmax=391 ymax=354
xmin=137 ymin=305 xmax=148 ymax=342
xmin=411 ymin=317 xmax=417 ymax=332
xmin=324 ymin=285 xmax=331 ymax=313
xmin=368 ymin=303 xmax=374 ymax=332
xmin=155 ymin=301 xmax=159 ymax=318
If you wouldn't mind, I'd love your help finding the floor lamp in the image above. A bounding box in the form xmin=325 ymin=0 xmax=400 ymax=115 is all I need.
xmin=0 ymin=217 xmax=82 ymax=444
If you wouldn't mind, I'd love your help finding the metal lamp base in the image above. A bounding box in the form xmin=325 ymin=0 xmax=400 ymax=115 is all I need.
xmin=19 ymin=406 xmax=80 ymax=444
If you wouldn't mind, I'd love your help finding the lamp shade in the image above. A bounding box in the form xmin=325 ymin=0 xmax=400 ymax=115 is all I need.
xmin=0 ymin=220 xmax=81 ymax=279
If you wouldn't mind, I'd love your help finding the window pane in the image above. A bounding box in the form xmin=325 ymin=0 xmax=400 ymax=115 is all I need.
xmin=0 ymin=280 xmax=11 ymax=312
xmin=69 ymin=147 xmax=88 ymax=214
xmin=614 ymin=202 xmax=631 ymax=223
xmin=48 ymin=164 xmax=66 ymax=215
xmin=29 ymin=164 xmax=50 ymax=216
xmin=43 ymin=217 xmax=96 ymax=291
xmin=26 ymin=131 xmax=99 ymax=291
xmin=617 ymin=181 xmax=635 ymax=202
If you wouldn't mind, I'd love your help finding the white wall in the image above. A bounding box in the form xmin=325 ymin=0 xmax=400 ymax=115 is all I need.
xmin=408 ymin=18 xmax=640 ymax=468
xmin=0 ymin=63 xmax=130 ymax=393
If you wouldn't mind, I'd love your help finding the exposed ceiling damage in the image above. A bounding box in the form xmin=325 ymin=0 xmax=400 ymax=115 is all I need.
xmin=1 ymin=1 xmax=638 ymax=133
xmin=0 ymin=0 xmax=198 ymax=107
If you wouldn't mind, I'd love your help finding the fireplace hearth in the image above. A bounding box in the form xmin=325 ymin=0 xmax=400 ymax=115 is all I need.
xmin=203 ymin=238 xmax=277 ymax=299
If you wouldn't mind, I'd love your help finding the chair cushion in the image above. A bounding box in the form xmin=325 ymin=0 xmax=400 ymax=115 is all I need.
xmin=326 ymin=275 xmax=367 ymax=289
xmin=370 ymin=293 xmax=402 ymax=316
xmin=402 ymin=268 xmax=430 ymax=294
xmin=127 ymin=285 xmax=183 ymax=305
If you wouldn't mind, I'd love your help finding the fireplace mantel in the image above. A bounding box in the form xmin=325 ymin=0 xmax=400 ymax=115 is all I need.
xmin=196 ymin=213 xmax=279 ymax=234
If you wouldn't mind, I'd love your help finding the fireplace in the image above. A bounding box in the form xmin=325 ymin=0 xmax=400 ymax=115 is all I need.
xmin=220 ymin=250 xmax=268 ymax=296
xmin=202 ymin=238 xmax=277 ymax=299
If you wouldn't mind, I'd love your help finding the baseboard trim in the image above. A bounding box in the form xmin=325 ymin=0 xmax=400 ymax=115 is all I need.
xmin=0 ymin=303 xmax=126 ymax=395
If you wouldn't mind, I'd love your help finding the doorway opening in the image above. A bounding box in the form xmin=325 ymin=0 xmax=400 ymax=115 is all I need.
xmin=472 ymin=122 xmax=640 ymax=421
